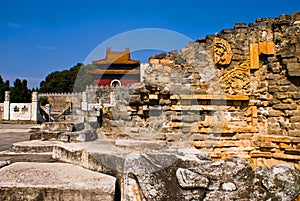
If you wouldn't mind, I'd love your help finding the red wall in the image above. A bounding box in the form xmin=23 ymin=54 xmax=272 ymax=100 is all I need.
xmin=94 ymin=79 xmax=138 ymax=86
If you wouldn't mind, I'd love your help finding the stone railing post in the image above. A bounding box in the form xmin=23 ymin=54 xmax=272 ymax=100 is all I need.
xmin=110 ymin=91 xmax=116 ymax=107
xmin=82 ymin=92 xmax=88 ymax=111
xmin=45 ymin=104 xmax=51 ymax=122
xmin=3 ymin=91 xmax=10 ymax=120
xmin=31 ymin=92 xmax=39 ymax=122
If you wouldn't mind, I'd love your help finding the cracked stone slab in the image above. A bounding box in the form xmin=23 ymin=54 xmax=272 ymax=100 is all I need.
xmin=0 ymin=162 xmax=116 ymax=201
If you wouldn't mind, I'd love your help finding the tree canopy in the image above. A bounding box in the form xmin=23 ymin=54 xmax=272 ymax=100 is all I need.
xmin=0 ymin=76 xmax=31 ymax=103
xmin=39 ymin=63 xmax=97 ymax=93
xmin=0 ymin=62 xmax=98 ymax=103
xmin=0 ymin=76 xmax=10 ymax=102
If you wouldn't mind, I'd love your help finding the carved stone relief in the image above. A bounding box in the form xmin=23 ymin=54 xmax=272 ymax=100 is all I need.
xmin=213 ymin=37 xmax=233 ymax=66
xmin=219 ymin=61 xmax=250 ymax=95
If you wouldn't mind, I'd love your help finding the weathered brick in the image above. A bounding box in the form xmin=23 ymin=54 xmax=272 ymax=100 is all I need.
xmin=288 ymin=85 xmax=298 ymax=92
xmin=269 ymin=110 xmax=282 ymax=117
xmin=292 ymin=92 xmax=300 ymax=100
xmin=279 ymin=86 xmax=289 ymax=92
xmin=286 ymin=111 xmax=300 ymax=116
xmin=279 ymin=143 xmax=293 ymax=149
xmin=273 ymin=104 xmax=297 ymax=110
xmin=259 ymin=135 xmax=300 ymax=143
xmin=274 ymin=92 xmax=289 ymax=100
xmin=290 ymin=123 xmax=300 ymax=130
xmin=280 ymin=80 xmax=291 ymax=85
xmin=163 ymin=66 xmax=172 ymax=74
xmin=268 ymin=128 xmax=283 ymax=135
xmin=289 ymin=130 xmax=300 ymax=137
xmin=191 ymin=134 xmax=207 ymax=141
xmin=266 ymin=74 xmax=281 ymax=80
xmin=287 ymin=63 xmax=300 ymax=77
xmin=250 ymin=151 xmax=272 ymax=158
xmin=260 ymin=141 xmax=276 ymax=148
xmin=268 ymin=85 xmax=280 ymax=93
xmin=273 ymin=153 xmax=300 ymax=160
xmin=284 ymin=149 xmax=300 ymax=155
xmin=290 ymin=116 xmax=300 ymax=123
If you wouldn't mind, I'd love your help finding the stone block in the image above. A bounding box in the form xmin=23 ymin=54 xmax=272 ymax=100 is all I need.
xmin=259 ymin=42 xmax=275 ymax=55
xmin=273 ymin=103 xmax=297 ymax=110
xmin=290 ymin=123 xmax=300 ymax=130
xmin=163 ymin=66 xmax=172 ymax=74
xmin=279 ymin=143 xmax=292 ymax=149
xmin=268 ymin=128 xmax=283 ymax=135
xmin=129 ymin=94 xmax=141 ymax=105
xmin=235 ymin=134 xmax=253 ymax=140
xmin=260 ymin=141 xmax=276 ymax=148
xmin=287 ymin=63 xmax=300 ymax=77
xmin=291 ymin=12 xmax=300 ymax=20
xmin=273 ymin=153 xmax=300 ymax=160
xmin=250 ymin=43 xmax=259 ymax=69
xmin=292 ymin=93 xmax=300 ymax=100
xmin=274 ymin=92 xmax=289 ymax=100
xmin=149 ymin=58 xmax=160 ymax=64
xmin=259 ymin=135 xmax=300 ymax=143
xmin=268 ymin=110 xmax=282 ymax=117
xmin=284 ymin=149 xmax=300 ymax=155
xmin=289 ymin=130 xmax=300 ymax=137
xmin=182 ymin=115 xmax=201 ymax=123
xmin=191 ymin=134 xmax=207 ymax=141
xmin=250 ymin=151 xmax=272 ymax=158
xmin=160 ymin=76 xmax=170 ymax=84
xmin=266 ymin=74 xmax=281 ymax=80
xmin=286 ymin=111 xmax=300 ymax=116
xmin=166 ymin=133 xmax=179 ymax=142
xmin=290 ymin=116 xmax=300 ymax=123
xmin=148 ymin=94 xmax=158 ymax=99
xmin=159 ymin=99 xmax=171 ymax=106
xmin=268 ymin=85 xmax=279 ymax=93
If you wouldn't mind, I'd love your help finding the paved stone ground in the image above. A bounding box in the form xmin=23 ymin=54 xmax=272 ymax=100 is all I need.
xmin=0 ymin=124 xmax=34 ymax=151
xmin=0 ymin=124 xmax=55 ymax=163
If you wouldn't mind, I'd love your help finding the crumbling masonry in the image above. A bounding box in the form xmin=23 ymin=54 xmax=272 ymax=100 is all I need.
xmin=96 ymin=12 xmax=300 ymax=169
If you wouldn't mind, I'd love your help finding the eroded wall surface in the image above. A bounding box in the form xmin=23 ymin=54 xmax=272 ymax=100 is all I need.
xmin=98 ymin=12 xmax=300 ymax=169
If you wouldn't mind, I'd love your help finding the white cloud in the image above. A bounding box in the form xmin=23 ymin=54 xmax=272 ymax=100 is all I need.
xmin=37 ymin=45 xmax=57 ymax=50
xmin=7 ymin=22 xmax=22 ymax=28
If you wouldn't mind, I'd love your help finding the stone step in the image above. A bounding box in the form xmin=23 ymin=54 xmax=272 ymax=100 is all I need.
xmin=9 ymin=140 xmax=59 ymax=153
xmin=30 ymin=129 xmax=98 ymax=142
xmin=39 ymin=122 xmax=84 ymax=132
xmin=0 ymin=162 xmax=116 ymax=201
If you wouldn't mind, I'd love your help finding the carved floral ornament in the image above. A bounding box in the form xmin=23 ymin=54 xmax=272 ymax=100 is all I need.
xmin=219 ymin=61 xmax=251 ymax=95
xmin=213 ymin=37 xmax=233 ymax=66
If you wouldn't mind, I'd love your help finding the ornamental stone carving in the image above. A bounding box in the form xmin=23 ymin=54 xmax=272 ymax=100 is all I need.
xmin=219 ymin=61 xmax=250 ymax=95
xmin=213 ymin=37 xmax=233 ymax=66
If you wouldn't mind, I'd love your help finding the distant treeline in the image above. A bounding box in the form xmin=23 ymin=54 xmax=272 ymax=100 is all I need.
xmin=0 ymin=76 xmax=32 ymax=103
xmin=39 ymin=63 xmax=98 ymax=93
xmin=0 ymin=63 xmax=98 ymax=103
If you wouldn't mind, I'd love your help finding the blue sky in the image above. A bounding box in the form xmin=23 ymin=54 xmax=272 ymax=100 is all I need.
xmin=0 ymin=0 xmax=299 ymax=88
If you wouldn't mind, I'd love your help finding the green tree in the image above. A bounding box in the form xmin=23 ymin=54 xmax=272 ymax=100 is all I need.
xmin=10 ymin=78 xmax=31 ymax=103
xmin=39 ymin=63 xmax=96 ymax=93
xmin=0 ymin=76 xmax=10 ymax=102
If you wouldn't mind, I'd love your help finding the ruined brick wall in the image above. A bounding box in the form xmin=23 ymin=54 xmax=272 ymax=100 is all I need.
xmin=100 ymin=12 xmax=300 ymax=169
